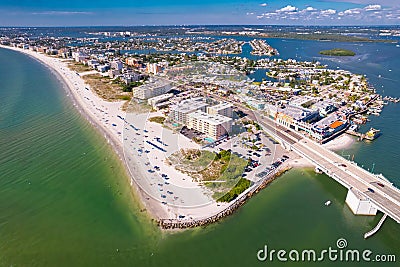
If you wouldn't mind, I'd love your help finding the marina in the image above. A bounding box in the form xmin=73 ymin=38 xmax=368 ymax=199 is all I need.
xmin=346 ymin=127 xmax=381 ymax=141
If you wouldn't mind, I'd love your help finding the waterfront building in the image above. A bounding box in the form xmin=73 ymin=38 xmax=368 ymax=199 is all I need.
xmin=311 ymin=113 xmax=347 ymax=140
xmin=72 ymin=51 xmax=88 ymax=63
xmin=170 ymin=97 xmax=208 ymax=125
xmin=148 ymin=93 xmax=174 ymax=109
xmin=206 ymin=102 xmax=233 ymax=118
xmin=133 ymin=78 xmax=171 ymax=100
xmin=121 ymin=73 xmax=140 ymax=84
xmin=312 ymin=100 xmax=337 ymax=117
xmin=266 ymin=104 xmax=319 ymax=135
xmin=187 ymin=110 xmax=232 ymax=140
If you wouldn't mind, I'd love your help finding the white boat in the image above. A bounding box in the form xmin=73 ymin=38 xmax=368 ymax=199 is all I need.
xmin=325 ymin=200 xmax=331 ymax=206
xmin=349 ymin=124 xmax=359 ymax=132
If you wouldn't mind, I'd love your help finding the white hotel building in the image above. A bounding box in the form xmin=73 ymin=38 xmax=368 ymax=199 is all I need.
xmin=187 ymin=110 xmax=232 ymax=140
xmin=206 ymin=102 xmax=233 ymax=118
xmin=133 ymin=79 xmax=171 ymax=100
xmin=170 ymin=98 xmax=208 ymax=125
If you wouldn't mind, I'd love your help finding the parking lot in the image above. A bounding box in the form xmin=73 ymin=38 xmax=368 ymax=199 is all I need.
xmin=204 ymin=131 xmax=288 ymax=182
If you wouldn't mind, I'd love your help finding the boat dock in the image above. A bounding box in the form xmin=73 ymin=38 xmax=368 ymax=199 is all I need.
xmin=346 ymin=127 xmax=380 ymax=141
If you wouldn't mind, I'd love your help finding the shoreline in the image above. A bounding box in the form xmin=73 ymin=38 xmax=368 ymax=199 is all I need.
xmin=0 ymin=45 xmax=169 ymax=220
xmin=0 ymin=45 xmax=357 ymax=230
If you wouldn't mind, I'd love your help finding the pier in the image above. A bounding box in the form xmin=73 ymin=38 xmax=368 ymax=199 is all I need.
xmin=346 ymin=128 xmax=380 ymax=141
xmin=364 ymin=214 xmax=388 ymax=239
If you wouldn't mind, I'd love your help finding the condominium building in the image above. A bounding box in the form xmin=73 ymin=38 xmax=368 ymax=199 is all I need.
xmin=133 ymin=79 xmax=171 ymax=100
xmin=170 ymin=97 xmax=208 ymax=125
xmin=147 ymin=93 xmax=174 ymax=108
xmin=187 ymin=110 xmax=232 ymax=140
xmin=207 ymin=102 xmax=233 ymax=118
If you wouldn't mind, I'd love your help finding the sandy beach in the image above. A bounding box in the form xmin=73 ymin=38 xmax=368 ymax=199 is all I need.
xmin=0 ymin=45 xmax=172 ymax=219
xmin=0 ymin=45 xmax=242 ymax=221
xmin=322 ymin=134 xmax=355 ymax=151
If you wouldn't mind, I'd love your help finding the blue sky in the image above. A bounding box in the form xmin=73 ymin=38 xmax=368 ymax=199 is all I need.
xmin=0 ymin=0 xmax=399 ymax=26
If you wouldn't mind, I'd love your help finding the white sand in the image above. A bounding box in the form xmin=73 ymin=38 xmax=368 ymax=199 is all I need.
xmin=322 ymin=134 xmax=355 ymax=151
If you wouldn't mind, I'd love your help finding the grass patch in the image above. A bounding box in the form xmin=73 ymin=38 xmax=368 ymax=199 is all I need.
xmin=82 ymin=74 xmax=130 ymax=102
xmin=67 ymin=62 xmax=92 ymax=72
xmin=148 ymin=116 xmax=166 ymax=124
xmin=217 ymin=178 xmax=251 ymax=202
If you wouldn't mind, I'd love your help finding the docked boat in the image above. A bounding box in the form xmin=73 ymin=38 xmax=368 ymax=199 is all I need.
xmin=348 ymin=124 xmax=359 ymax=132
xmin=365 ymin=128 xmax=381 ymax=140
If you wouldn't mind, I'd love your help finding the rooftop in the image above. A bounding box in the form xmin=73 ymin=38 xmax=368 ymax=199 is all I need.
xmin=279 ymin=105 xmax=317 ymax=121
xmin=139 ymin=78 xmax=171 ymax=90
xmin=148 ymin=93 xmax=174 ymax=102
xmin=171 ymin=97 xmax=208 ymax=114
xmin=189 ymin=110 xmax=232 ymax=125
xmin=209 ymin=102 xmax=233 ymax=111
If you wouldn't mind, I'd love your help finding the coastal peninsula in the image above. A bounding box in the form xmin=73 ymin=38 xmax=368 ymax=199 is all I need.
xmin=0 ymin=27 xmax=389 ymax=230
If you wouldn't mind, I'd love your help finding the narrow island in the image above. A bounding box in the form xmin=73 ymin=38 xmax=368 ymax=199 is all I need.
xmin=1 ymin=29 xmax=393 ymax=231
xmin=319 ymin=48 xmax=356 ymax=56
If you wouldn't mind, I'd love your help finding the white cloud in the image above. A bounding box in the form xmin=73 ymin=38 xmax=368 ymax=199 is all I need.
xmin=365 ymin=4 xmax=381 ymax=11
xmin=344 ymin=8 xmax=361 ymax=15
xmin=276 ymin=5 xmax=298 ymax=12
xmin=305 ymin=7 xmax=317 ymax=12
xmin=247 ymin=1 xmax=399 ymax=24
xmin=260 ymin=3 xmax=267 ymax=7
xmin=321 ymin=9 xmax=337 ymax=15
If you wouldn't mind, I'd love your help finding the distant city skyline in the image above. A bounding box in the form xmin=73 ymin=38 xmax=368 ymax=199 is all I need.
xmin=0 ymin=0 xmax=399 ymax=26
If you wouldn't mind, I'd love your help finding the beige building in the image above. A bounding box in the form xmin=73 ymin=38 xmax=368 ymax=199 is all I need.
xmin=133 ymin=79 xmax=171 ymax=100
xmin=170 ymin=97 xmax=208 ymax=125
xmin=187 ymin=110 xmax=232 ymax=140
xmin=207 ymin=102 xmax=233 ymax=118
xmin=147 ymin=93 xmax=174 ymax=108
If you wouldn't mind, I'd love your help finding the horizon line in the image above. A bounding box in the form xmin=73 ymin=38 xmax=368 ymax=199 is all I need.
xmin=1 ymin=24 xmax=400 ymax=28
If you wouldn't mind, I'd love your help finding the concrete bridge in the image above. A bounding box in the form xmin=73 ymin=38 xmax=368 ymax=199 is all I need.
xmin=258 ymin=114 xmax=400 ymax=237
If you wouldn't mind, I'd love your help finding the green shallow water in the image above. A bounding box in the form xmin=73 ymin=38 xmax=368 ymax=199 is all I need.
xmin=0 ymin=47 xmax=399 ymax=266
